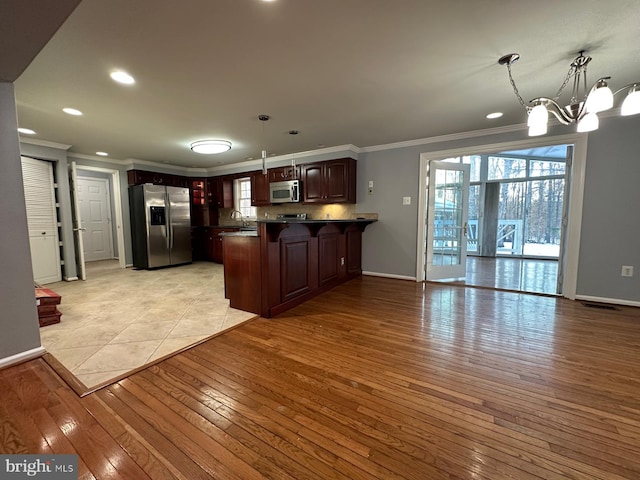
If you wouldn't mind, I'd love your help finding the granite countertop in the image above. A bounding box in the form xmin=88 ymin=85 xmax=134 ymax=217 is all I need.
xmin=257 ymin=218 xmax=376 ymax=224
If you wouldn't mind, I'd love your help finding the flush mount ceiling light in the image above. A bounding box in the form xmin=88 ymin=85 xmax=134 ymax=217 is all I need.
xmin=189 ymin=139 xmax=232 ymax=154
xmin=96 ymin=151 xmax=108 ymax=156
xmin=18 ymin=127 xmax=36 ymax=134
xmin=499 ymin=51 xmax=640 ymax=136
xmin=486 ymin=112 xmax=503 ymax=119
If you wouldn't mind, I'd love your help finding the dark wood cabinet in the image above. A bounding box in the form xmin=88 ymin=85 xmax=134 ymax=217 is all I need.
xmin=318 ymin=227 xmax=340 ymax=286
xmin=223 ymin=220 xmax=374 ymax=317
xmin=301 ymin=158 xmax=356 ymax=204
xmin=190 ymin=178 xmax=209 ymax=227
xmin=203 ymin=227 xmax=240 ymax=263
xmin=209 ymin=176 xmax=233 ymax=208
xmin=269 ymin=165 xmax=299 ymax=182
xmin=250 ymin=171 xmax=270 ymax=206
xmin=279 ymin=233 xmax=313 ymax=302
xmin=127 ymin=169 xmax=188 ymax=188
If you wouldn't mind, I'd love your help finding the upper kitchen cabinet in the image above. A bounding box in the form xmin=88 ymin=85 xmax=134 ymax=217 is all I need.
xmin=190 ymin=178 xmax=209 ymax=226
xmin=301 ymin=158 xmax=356 ymax=204
xmin=250 ymin=171 xmax=271 ymax=206
xmin=269 ymin=165 xmax=299 ymax=182
xmin=208 ymin=176 xmax=233 ymax=209
xmin=127 ymin=169 xmax=188 ymax=187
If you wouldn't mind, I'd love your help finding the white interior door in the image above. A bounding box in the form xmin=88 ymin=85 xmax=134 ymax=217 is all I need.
xmin=69 ymin=161 xmax=86 ymax=280
xmin=21 ymin=157 xmax=62 ymax=285
xmin=77 ymin=176 xmax=114 ymax=262
xmin=425 ymin=161 xmax=470 ymax=281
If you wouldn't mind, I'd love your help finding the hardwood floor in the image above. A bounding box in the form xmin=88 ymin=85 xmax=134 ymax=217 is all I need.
xmin=2 ymin=276 xmax=640 ymax=479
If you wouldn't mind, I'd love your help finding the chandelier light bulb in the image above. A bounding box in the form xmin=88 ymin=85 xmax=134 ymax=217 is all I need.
xmin=585 ymin=81 xmax=614 ymax=113
xmin=576 ymin=112 xmax=599 ymax=133
xmin=528 ymin=123 xmax=548 ymax=137
xmin=527 ymin=104 xmax=548 ymax=127
xmin=621 ymin=87 xmax=640 ymax=116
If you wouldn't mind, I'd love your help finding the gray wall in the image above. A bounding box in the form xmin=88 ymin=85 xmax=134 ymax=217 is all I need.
xmin=357 ymin=128 xmax=534 ymax=278
xmin=355 ymin=116 xmax=640 ymax=303
xmin=576 ymin=115 xmax=640 ymax=301
xmin=0 ymin=83 xmax=42 ymax=361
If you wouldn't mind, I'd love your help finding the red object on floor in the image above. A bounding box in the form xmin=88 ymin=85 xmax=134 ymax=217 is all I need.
xmin=35 ymin=288 xmax=62 ymax=327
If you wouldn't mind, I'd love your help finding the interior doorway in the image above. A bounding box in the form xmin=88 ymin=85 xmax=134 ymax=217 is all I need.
xmin=76 ymin=176 xmax=115 ymax=262
xmin=70 ymin=163 xmax=127 ymax=276
xmin=417 ymin=134 xmax=588 ymax=299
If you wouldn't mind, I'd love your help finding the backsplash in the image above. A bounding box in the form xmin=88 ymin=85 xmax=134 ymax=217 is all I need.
xmin=219 ymin=204 xmax=356 ymax=226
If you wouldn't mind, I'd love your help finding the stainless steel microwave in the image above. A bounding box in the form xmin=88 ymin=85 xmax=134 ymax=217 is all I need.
xmin=269 ymin=179 xmax=301 ymax=203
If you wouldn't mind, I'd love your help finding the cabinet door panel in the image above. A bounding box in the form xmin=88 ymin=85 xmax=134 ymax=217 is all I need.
xmin=301 ymin=164 xmax=324 ymax=202
xmin=318 ymin=232 xmax=339 ymax=285
xmin=325 ymin=161 xmax=349 ymax=202
xmin=251 ymin=172 xmax=271 ymax=206
xmin=280 ymin=237 xmax=311 ymax=301
xmin=346 ymin=229 xmax=363 ymax=274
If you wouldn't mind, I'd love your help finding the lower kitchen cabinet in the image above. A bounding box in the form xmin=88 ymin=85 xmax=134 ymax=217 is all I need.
xmin=222 ymin=219 xmax=375 ymax=317
xmin=198 ymin=227 xmax=240 ymax=263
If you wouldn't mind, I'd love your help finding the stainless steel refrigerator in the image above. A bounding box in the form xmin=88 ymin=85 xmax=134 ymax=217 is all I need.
xmin=129 ymin=184 xmax=192 ymax=269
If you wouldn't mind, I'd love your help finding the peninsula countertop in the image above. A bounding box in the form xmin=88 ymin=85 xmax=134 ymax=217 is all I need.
xmin=219 ymin=218 xmax=377 ymax=237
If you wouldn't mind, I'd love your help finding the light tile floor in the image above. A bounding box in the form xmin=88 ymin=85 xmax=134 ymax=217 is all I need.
xmin=40 ymin=260 xmax=255 ymax=389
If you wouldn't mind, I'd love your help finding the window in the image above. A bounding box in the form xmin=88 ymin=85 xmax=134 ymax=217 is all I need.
xmin=234 ymin=178 xmax=257 ymax=219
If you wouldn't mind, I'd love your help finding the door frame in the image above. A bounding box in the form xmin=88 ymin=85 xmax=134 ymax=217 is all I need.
xmin=417 ymin=133 xmax=588 ymax=300
xmin=75 ymin=165 xmax=126 ymax=269
xmin=76 ymin=175 xmax=115 ymax=261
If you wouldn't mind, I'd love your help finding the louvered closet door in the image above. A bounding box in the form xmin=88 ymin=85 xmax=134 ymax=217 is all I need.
xmin=21 ymin=157 xmax=62 ymax=284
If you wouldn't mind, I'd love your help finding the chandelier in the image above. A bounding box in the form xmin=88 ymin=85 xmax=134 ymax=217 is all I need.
xmin=499 ymin=51 xmax=640 ymax=136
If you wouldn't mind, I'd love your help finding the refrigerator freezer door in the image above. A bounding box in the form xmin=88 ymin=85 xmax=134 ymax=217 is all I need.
xmin=145 ymin=185 xmax=172 ymax=268
xmin=167 ymin=186 xmax=192 ymax=265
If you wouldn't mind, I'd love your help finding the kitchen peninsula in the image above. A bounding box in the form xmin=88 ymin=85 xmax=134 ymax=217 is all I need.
xmin=222 ymin=217 xmax=376 ymax=317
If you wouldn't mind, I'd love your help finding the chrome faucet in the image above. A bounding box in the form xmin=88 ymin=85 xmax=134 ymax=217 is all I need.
xmin=230 ymin=210 xmax=248 ymax=226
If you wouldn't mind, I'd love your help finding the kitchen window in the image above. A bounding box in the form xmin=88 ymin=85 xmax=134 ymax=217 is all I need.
xmin=234 ymin=178 xmax=257 ymax=219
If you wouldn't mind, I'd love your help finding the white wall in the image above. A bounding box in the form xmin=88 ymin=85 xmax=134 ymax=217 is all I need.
xmin=0 ymin=82 xmax=43 ymax=365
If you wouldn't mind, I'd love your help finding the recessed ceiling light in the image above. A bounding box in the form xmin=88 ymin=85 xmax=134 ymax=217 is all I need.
xmin=110 ymin=71 xmax=135 ymax=85
xmin=486 ymin=112 xmax=503 ymax=119
xmin=18 ymin=128 xmax=36 ymax=135
xmin=63 ymin=107 xmax=83 ymax=116
xmin=96 ymin=151 xmax=108 ymax=156
xmin=190 ymin=140 xmax=232 ymax=154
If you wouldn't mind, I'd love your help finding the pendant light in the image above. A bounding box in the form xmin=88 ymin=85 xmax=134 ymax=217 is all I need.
xmin=259 ymin=114 xmax=270 ymax=174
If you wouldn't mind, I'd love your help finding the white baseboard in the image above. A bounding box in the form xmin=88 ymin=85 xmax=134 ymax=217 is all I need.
xmin=0 ymin=346 xmax=46 ymax=370
xmin=575 ymin=295 xmax=640 ymax=308
xmin=363 ymin=271 xmax=417 ymax=282
xmin=64 ymin=276 xmax=79 ymax=281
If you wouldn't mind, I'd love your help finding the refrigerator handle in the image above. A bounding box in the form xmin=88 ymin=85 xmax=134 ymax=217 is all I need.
xmin=166 ymin=190 xmax=172 ymax=250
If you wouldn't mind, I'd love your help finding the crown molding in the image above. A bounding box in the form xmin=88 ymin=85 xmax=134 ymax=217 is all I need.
xmin=67 ymin=152 xmax=128 ymax=164
xmin=19 ymin=137 xmax=72 ymax=150
xmin=360 ymin=124 xmax=527 ymax=153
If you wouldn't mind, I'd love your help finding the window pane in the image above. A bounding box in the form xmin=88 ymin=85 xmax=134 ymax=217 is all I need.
xmin=529 ymin=160 xmax=566 ymax=177
xmin=488 ymin=156 xmax=526 ymax=180
xmin=462 ymin=155 xmax=481 ymax=182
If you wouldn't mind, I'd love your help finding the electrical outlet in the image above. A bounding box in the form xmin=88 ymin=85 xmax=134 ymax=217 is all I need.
xmin=621 ymin=265 xmax=634 ymax=277
xmin=340 ymin=257 xmax=345 ymax=266
xmin=403 ymin=196 xmax=411 ymax=205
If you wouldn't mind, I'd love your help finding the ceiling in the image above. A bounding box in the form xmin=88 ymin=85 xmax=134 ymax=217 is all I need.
xmin=6 ymin=0 xmax=640 ymax=169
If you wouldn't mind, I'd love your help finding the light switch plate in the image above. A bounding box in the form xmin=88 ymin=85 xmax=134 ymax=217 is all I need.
xmin=402 ymin=196 xmax=411 ymax=205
